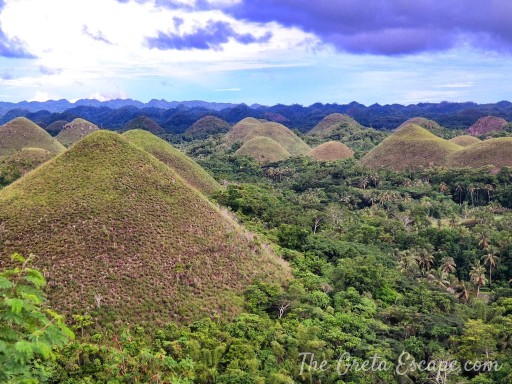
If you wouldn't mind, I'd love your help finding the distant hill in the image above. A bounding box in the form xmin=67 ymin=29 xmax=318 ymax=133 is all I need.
xmin=123 ymin=116 xmax=165 ymax=135
xmin=309 ymin=113 xmax=365 ymax=137
xmin=55 ymin=118 xmax=99 ymax=147
xmin=45 ymin=120 xmax=68 ymax=136
xmin=448 ymin=138 xmax=512 ymax=169
xmin=185 ymin=116 xmax=231 ymax=139
xmin=0 ymin=147 xmax=53 ymax=183
xmin=449 ymin=135 xmax=482 ymax=147
xmin=397 ymin=117 xmax=452 ymax=138
xmin=235 ymin=136 xmax=291 ymax=164
xmin=309 ymin=141 xmax=354 ymax=162
xmin=360 ymin=124 xmax=462 ymax=171
xmin=0 ymin=131 xmax=289 ymax=326
xmin=122 ymin=129 xmax=221 ymax=195
xmin=0 ymin=117 xmax=65 ymax=157
xmin=467 ymin=116 xmax=508 ymax=136
xmin=226 ymin=118 xmax=310 ymax=156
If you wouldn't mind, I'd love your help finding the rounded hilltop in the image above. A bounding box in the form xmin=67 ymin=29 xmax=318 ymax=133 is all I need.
xmin=55 ymin=118 xmax=99 ymax=147
xmin=360 ymin=123 xmax=462 ymax=171
xmin=309 ymin=113 xmax=365 ymax=137
xmin=123 ymin=116 xmax=165 ymax=135
xmin=309 ymin=141 xmax=354 ymax=162
xmin=185 ymin=116 xmax=231 ymax=139
xmin=0 ymin=117 xmax=65 ymax=157
xmin=467 ymin=116 xmax=508 ymax=136
xmin=448 ymin=137 xmax=512 ymax=169
xmin=235 ymin=136 xmax=291 ymax=164
xmin=449 ymin=135 xmax=482 ymax=147
xmin=122 ymin=129 xmax=221 ymax=195
xmin=0 ymin=130 xmax=289 ymax=326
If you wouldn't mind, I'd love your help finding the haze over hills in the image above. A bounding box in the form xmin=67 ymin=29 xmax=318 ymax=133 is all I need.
xmin=0 ymin=117 xmax=65 ymax=157
xmin=122 ymin=129 xmax=221 ymax=195
xmin=0 ymin=131 xmax=288 ymax=326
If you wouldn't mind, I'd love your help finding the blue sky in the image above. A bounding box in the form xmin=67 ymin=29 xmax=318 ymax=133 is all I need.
xmin=0 ymin=0 xmax=511 ymax=105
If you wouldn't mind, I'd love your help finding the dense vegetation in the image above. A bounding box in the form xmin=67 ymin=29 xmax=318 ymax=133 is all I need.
xmin=2 ymin=114 xmax=512 ymax=383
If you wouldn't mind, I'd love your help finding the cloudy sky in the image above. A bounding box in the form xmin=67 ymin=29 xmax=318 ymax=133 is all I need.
xmin=0 ymin=0 xmax=511 ymax=105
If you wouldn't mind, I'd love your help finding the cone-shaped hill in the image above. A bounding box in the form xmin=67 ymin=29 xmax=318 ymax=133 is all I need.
xmin=309 ymin=113 xmax=365 ymax=137
xmin=185 ymin=116 xmax=231 ymax=139
xmin=309 ymin=141 xmax=354 ymax=162
xmin=123 ymin=129 xmax=221 ymax=195
xmin=449 ymin=135 xmax=482 ymax=147
xmin=226 ymin=118 xmax=310 ymax=156
xmin=360 ymin=124 xmax=462 ymax=171
xmin=448 ymin=138 xmax=512 ymax=169
xmin=123 ymin=116 xmax=166 ymax=135
xmin=45 ymin=120 xmax=68 ymax=136
xmin=467 ymin=116 xmax=508 ymax=136
xmin=0 ymin=131 xmax=289 ymax=326
xmin=397 ymin=117 xmax=446 ymax=135
xmin=55 ymin=118 xmax=99 ymax=147
xmin=235 ymin=136 xmax=291 ymax=164
xmin=0 ymin=117 xmax=65 ymax=157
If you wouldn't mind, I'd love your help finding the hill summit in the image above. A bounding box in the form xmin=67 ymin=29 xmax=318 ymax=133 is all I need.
xmin=55 ymin=118 xmax=99 ymax=147
xmin=309 ymin=113 xmax=365 ymax=137
xmin=0 ymin=117 xmax=65 ymax=157
xmin=226 ymin=118 xmax=310 ymax=157
xmin=467 ymin=116 xmax=508 ymax=136
xmin=360 ymin=124 xmax=462 ymax=171
xmin=123 ymin=116 xmax=165 ymax=135
xmin=309 ymin=141 xmax=354 ymax=162
xmin=185 ymin=116 xmax=231 ymax=139
xmin=235 ymin=136 xmax=291 ymax=164
xmin=122 ymin=129 xmax=221 ymax=195
xmin=448 ymin=137 xmax=512 ymax=169
xmin=0 ymin=131 xmax=288 ymax=325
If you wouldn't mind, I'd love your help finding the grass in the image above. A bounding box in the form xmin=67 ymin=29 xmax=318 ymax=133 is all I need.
xmin=0 ymin=131 xmax=289 ymax=327
xmin=185 ymin=116 xmax=231 ymax=139
xmin=0 ymin=148 xmax=54 ymax=183
xmin=122 ymin=129 xmax=221 ymax=195
xmin=449 ymin=135 xmax=482 ymax=147
xmin=467 ymin=116 xmax=508 ymax=136
xmin=396 ymin=117 xmax=452 ymax=138
xmin=360 ymin=124 xmax=462 ymax=171
xmin=55 ymin=118 xmax=99 ymax=147
xmin=226 ymin=118 xmax=310 ymax=156
xmin=235 ymin=136 xmax=291 ymax=164
xmin=309 ymin=113 xmax=365 ymax=137
xmin=0 ymin=117 xmax=65 ymax=157
xmin=448 ymin=137 xmax=512 ymax=169
xmin=45 ymin=120 xmax=68 ymax=136
xmin=308 ymin=141 xmax=354 ymax=162
xmin=123 ymin=116 xmax=165 ymax=135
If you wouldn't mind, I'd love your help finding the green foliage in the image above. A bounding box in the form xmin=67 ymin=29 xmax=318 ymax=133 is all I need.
xmin=0 ymin=253 xmax=74 ymax=383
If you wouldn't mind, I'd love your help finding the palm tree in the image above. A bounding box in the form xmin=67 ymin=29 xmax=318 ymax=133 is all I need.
xmin=439 ymin=182 xmax=449 ymax=194
xmin=455 ymin=184 xmax=464 ymax=204
xmin=440 ymin=257 xmax=456 ymax=275
xmin=478 ymin=232 xmax=490 ymax=249
xmin=468 ymin=185 xmax=476 ymax=205
xmin=359 ymin=177 xmax=369 ymax=190
xmin=416 ymin=248 xmax=435 ymax=275
xmin=484 ymin=184 xmax=494 ymax=202
xmin=454 ymin=280 xmax=471 ymax=303
xmin=469 ymin=262 xmax=488 ymax=298
xmin=482 ymin=249 xmax=500 ymax=288
xmin=397 ymin=250 xmax=419 ymax=277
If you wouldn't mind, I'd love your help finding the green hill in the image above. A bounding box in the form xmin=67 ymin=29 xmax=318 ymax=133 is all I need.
xmin=309 ymin=113 xmax=365 ymax=137
xmin=0 ymin=117 xmax=65 ymax=157
xmin=185 ymin=116 xmax=231 ymax=139
xmin=45 ymin=120 xmax=68 ymax=136
xmin=360 ymin=124 xmax=462 ymax=171
xmin=467 ymin=116 xmax=508 ymax=136
xmin=235 ymin=136 xmax=291 ymax=164
xmin=449 ymin=135 xmax=482 ymax=147
xmin=122 ymin=129 xmax=221 ymax=195
xmin=55 ymin=118 xmax=99 ymax=147
xmin=0 ymin=131 xmax=289 ymax=326
xmin=396 ymin=117 xmax=451 ymax=138
xmin=123 ymin=116 xmax=165 ymax=135
xmin=309 ymin=141 xmax=354 ymax=162
xmin=448 ymin=138 xmax=512 ymax=169
xmin=226 ymin=118 xmax=310 ymax=156
xmin=0 ymin=148 xmax=54 ymax=184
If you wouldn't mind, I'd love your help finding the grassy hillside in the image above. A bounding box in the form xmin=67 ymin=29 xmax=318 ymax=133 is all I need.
xmin=123 ymin=116 xmax=165 ymax=135
xmin=235 ymin=136 xmax=291 ymax=164
xmin=0 ymin=117 xmax=65 ymax=156
xmin=0 ymin=148 xmax=54 ymax=184
xmin=360 ymin=124 xmax=462 ymax=171
xmin=449 ymin=135 xmax=482 ymax=147
xmin=122 ymin=129 xmax=221 ymax=195
xmin=309 ymin=113 xmax=365 ymax=137
xmin=185 ymin=116 xmax=231 ymax=139
xmin=55 ymin=118 xmax=99 ymax=147
xmin=226 ymin=118 xmax=310 ymax=156
xmin=396 ymin=117 xmax=454 ymax=138
xmin=45 ymin=120 xmax=68 ymax=136
xmin=309 ymin=141 xmax=354 ymax=162
xmin=0 ymin=131 xmax=289 ymax=326
xmin=467 ymin=116 xmax=508 ymax=136
xmin=448 ymin=137 xmax=512 ymax=169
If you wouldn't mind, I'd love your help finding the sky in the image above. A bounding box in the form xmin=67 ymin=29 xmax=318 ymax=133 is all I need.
xmin=0 ymin=0 xmax=511 ymax=105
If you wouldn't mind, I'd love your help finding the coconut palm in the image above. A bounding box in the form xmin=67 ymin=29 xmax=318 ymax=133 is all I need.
xmin=454 ymin=280 xmax=471 ymax=303
xmin=469 ymin=262 xmax=488 ymax=298
xmin=482 ymin=249 xmax=500 ymax=288
xmin=416 ymin=248 xmax=435 ymax=275
xmin=440 ymin=257 xmax=456 ymax=275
